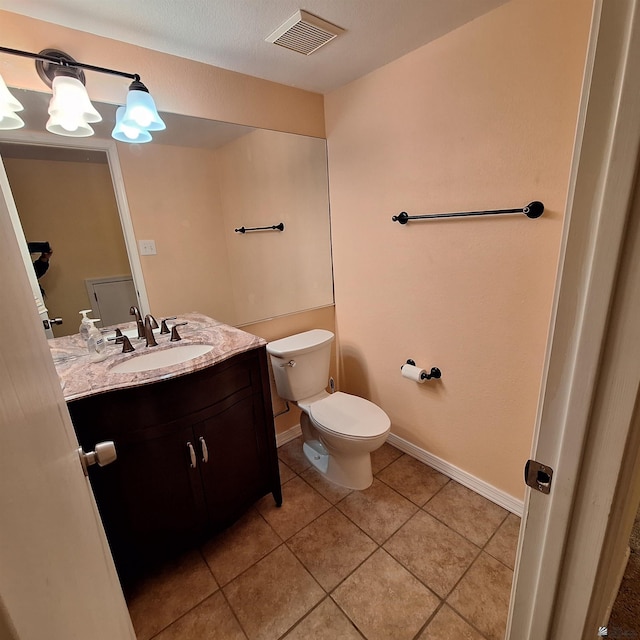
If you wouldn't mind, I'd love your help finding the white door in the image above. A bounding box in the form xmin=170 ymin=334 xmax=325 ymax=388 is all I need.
xmin=508 ymin=0 xmax=640 ymax=637
xmin=0 ymin=156 xmax=134 ymax=638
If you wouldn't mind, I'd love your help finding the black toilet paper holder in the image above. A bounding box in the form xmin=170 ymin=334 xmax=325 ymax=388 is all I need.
xmin=402 ymin=360 xmax=442 ymax=380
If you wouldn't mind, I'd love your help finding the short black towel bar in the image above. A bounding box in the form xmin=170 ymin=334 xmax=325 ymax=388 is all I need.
xmin=392 ymin=201 xmax=544 ymax=224
xmin=235 ymin=222 xmax=285 ymax=233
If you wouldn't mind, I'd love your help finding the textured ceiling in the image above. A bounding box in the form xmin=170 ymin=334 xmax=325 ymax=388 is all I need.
xmin=0 ymin=0 xmax=510 ymax=93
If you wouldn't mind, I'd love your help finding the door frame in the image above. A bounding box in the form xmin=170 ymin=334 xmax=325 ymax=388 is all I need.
xmin=507 ymin=0 xmax=640 ymax=636
xmin=0 ymin=129 xmax=150 ymax=318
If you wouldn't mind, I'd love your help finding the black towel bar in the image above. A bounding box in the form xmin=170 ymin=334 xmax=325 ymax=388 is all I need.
xmin=392 ymin=201 xmax=544 ymax=224
xmin=235 ymin=222 xmax=285 ymax=233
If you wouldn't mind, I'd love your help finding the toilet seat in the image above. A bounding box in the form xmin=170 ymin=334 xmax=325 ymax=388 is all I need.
xmin=307 ymin=392 xmax=390 ymax=439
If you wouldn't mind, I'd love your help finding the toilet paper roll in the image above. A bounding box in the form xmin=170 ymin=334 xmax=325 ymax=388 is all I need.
xmin=401 ymin=363 xmax=426 ymax=383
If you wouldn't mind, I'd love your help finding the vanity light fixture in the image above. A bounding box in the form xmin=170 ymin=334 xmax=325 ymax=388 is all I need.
xmin=46 ymin=74 xmax=103 ymax=137
xmin=111 ymin=105 xmax=152 ymax=143
xmin=121 ymin=79 xmax=165 ymax=132
xmin=0 ymin=45 xmax=166 ymax=142
xmin=0 ymin=72 xmax=24 ymax=130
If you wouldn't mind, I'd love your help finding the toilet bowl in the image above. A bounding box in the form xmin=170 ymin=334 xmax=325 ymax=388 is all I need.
xmin=267 ymin=330 xmax=390 ymax=490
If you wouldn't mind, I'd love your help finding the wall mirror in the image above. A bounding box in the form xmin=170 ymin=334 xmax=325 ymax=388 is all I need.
xmin=0 ymin=89 xmax=334 ymax=338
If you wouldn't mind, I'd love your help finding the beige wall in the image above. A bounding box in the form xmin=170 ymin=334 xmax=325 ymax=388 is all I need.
xmin=4 ymin=157 xmax=129 ymax=337
xmin=325 ymin=0 xmax=592 ymax=499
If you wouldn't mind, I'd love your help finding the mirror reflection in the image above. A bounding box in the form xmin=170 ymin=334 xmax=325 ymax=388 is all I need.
xmin=0 ymin=89 xmax=334 ymax=337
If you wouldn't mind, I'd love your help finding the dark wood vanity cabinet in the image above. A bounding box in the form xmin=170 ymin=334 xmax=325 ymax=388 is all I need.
xmin=68 ymin=346 xmax=281 ymax=582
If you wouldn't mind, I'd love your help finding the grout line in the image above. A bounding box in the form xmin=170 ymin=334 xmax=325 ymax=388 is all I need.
xmin=440 ymin=544 xmax=513 ymax=640
xmin=374 ymin=464 xmax=452 ymax=508
xmin=198 ymin=546 xmax=219 ymax=584
xmin=481 ymin=512 xmax=518 ymax=572
xmin=411 ymin=600 xmax=446 ymax=640
xmin=328 ymin=593 xmax=368 ymax=639
xmin=275 ymin=597 xmax=329 ymax=639
xmin=145 ymin=586 xmax=219 ymax=640
xmin=218 ymin=587 xmax=251 ymax=640
xmin=444 ymin=597 xmax=493 ymax=640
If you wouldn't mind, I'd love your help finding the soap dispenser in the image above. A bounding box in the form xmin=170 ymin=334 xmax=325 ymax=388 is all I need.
xmin=86 ymin=318 xmax=108 ymax=362
xmin=79 ymin=309 xmax=94 ymax=342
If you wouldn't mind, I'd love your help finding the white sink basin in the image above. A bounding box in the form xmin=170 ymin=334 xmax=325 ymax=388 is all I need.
xmin=110 ymin=344 xmax=214 ymax=373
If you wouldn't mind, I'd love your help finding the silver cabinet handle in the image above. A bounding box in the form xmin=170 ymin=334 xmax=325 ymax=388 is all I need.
xmin=187 ymin=441 xmax=197 ymax=468
xmin=199 ymin=436 xmax=209 ymax=463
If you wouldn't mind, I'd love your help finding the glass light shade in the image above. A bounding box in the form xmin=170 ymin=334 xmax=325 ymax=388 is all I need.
xmin=0 ymin=74 xmax=24 ymax=113
xmin=48 ymin=76 xmax=102 ymax=125
xmin=0 ymin=105 xmax=25 ymax=130
xmin=46 ymin=111 xmax=94 ymax=137
xmin=121 ymin=89 xmax=165 ymax=131
xmin=111 ymin=106 xmax=152 ymax=143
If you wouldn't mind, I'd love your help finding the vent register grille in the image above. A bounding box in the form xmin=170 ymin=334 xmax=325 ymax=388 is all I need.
xmin=266 ymin=10 xmax=344 ymax=55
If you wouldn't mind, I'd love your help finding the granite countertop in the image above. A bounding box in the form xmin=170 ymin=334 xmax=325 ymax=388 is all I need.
xmin=49 ymin=312 xmax=265 ymax=402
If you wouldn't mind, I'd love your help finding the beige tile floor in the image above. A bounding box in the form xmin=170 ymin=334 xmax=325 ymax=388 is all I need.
xmin=126 ymin=439 xmax=520 ymax=640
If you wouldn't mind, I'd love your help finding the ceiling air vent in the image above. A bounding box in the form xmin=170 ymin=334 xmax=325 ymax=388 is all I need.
xmin=266 ymin=10 xmax=344 ymax=56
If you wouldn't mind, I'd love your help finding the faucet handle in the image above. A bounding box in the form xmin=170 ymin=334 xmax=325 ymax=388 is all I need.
xmin=107 ymin=333 xmax=136 ymax=353
xmin=146 ymin=314 xmax=159 ymax=330
xmin=170 ymin=322 xmax=188 ymax=342
xmin=160 ymin=316 xmax=177 ymax=334
xmin=121 ymin=335 xmax=135 ymax=353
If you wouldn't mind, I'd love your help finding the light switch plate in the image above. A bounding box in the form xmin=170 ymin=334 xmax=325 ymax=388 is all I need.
xmin=139 ymin=239 xmax=157 ymax=256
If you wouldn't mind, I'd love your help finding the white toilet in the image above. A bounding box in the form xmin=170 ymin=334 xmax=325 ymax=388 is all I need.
xmin=267 ymin=329 xmax=390 ymax=490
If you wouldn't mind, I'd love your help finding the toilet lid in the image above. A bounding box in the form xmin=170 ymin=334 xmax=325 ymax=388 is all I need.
xmin=309 ymin=392 xmax=390 ymax=439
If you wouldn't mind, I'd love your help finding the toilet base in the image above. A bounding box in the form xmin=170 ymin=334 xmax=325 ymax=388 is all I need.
xmin=303 ymin=440 xmax=329 ymax=474
xmin=302 ymin=438 xmax=374 ymax=491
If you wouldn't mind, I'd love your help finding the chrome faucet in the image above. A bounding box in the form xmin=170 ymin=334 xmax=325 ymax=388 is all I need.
xmin=144 ymin=315 xmax=158 ymax=347
xmin=129 ymin=306 xmax=145 ymax=338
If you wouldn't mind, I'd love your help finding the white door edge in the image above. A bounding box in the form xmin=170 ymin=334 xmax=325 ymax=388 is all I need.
xmin=507 ymin=0 xmax=640 ymax=637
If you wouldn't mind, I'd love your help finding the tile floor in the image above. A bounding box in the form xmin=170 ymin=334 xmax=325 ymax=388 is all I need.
xmin=126 ymin=439 xmax=520 ymax=640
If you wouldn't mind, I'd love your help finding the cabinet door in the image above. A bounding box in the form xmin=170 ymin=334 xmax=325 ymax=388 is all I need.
xmin=194 ymin=391 xmax=271 ymax=529
xmin=85 ymin=421 xmax=207 ymax=581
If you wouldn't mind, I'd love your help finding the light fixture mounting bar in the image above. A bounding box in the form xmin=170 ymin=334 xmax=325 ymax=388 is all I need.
xmin=0 ymin=45 xmax=139 ymax=82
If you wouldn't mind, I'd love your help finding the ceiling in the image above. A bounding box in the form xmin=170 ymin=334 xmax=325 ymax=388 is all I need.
xmin=0 ymin=0 xmax=510 ymax=94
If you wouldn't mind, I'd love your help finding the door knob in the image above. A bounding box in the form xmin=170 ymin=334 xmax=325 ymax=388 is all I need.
xmin=77 ymin=441 xmax=117 ymax=476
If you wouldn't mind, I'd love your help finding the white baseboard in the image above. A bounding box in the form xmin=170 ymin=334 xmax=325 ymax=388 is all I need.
xmin=276 ymin=424 xmax=302 ymax=448
xmin=275 ymin=426 xmax=523 ymax=515
xmin=387 ymin=433 xmax=524 ymax=516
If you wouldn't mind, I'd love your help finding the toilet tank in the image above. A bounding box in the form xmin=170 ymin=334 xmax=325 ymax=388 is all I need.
xmin=266 ymin=330 xmax=334 ymax=401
